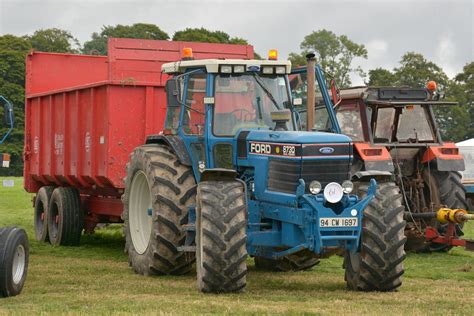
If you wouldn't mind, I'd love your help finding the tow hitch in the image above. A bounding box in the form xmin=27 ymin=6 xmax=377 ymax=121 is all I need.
xmin=407 ymin=208 xmax=474 ymax=251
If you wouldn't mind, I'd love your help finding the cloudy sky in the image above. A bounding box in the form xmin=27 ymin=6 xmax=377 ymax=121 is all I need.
xmin=0 ymin=0 xmax=472 ymax=84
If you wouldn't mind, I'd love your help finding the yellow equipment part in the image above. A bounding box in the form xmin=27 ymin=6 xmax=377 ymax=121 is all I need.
xmin=436 ymin=208 xmax=474 ymax=224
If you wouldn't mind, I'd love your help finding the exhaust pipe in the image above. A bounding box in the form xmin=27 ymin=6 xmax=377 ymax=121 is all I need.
xmin=306 ymin=53 xmax=316 ymax=131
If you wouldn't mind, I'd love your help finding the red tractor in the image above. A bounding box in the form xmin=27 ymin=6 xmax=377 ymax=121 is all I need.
xmin=331 ymin=85 xmax=470 ymax=252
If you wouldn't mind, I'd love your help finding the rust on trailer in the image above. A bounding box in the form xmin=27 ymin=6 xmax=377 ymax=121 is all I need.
xmin=24 ymin=38 xmax=254 ymax=223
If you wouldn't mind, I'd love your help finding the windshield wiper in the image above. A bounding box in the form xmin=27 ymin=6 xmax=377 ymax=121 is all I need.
xmin=252 ymin=74 xmax=281 ymax=110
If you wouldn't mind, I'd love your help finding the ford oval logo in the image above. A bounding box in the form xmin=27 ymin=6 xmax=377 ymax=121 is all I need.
xmin=319 ymin=147 xmax=335 ymax=154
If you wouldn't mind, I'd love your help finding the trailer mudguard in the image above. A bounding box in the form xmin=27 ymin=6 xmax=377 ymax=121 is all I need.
xmin=146 ymin=135 xmax=192 ymax=166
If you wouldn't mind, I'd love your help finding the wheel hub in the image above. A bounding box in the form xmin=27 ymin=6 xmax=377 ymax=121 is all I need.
xmin=12 ymin=244 xmax=26 ymax=285
xmin=129 ymin=170 xmax=153 ymax=255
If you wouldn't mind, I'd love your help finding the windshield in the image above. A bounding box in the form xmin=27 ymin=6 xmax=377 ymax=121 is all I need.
xmin=336 ymin=104 xmax=364 ymax=141
xmin=213 ymin=74 xmax=292 ymax=136
xmin=289 ymin=72 xmax=333 ymax=132
xmin=373 ymin=104 xmax=435 ymax=143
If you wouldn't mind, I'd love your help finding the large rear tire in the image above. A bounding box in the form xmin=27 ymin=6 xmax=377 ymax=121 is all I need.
xmin=196 ymin=180 xmax=247 ymax=293
xmin=254 ymin=250 xmax=320 ymax=272
xmin=48 ymin=187 xmax=83 ymax=246
xmin=0 ymin=227 xmax=29 ymax=297
xmin=406 ymin=170 xmax=468 ymax=252
xmin=34 ymin=186 xmax=54 ymax=242
xmin=345 ymin=181 xmax=406 ymax=292
xmin=123 ymin=145 xmax=196 ymax=276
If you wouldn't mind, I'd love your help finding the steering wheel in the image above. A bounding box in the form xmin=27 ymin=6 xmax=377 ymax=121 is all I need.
xmin=229 ymin=108 xmax=254 ymax=121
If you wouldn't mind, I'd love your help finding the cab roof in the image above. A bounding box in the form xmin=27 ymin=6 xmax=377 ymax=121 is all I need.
xmin=161 ymin=59 xmax=292 ymax=74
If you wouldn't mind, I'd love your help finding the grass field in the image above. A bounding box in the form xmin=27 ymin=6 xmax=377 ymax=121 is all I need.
xmin=0 ymin=177 xmax=473 ymax=315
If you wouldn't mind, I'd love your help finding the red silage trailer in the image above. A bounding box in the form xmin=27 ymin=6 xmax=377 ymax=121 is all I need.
xmin=24 ymin=38 xmax=254 ymax=231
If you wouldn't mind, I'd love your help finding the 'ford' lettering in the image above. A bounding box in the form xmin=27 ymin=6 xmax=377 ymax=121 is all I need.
xmin=250 ymin=143 xmax=272 ymax=154
xmin=319 ymin=147 xmax=335 ymax=154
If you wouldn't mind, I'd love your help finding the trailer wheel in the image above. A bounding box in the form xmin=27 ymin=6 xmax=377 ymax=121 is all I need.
xmin=196 ymin=180 xmax=247 ymax=293
xmin=123 ymin=145 xmax=195 ymax=276
xmin=48 ymin=187 xmax=83 ymax=246
xmin=0 ymin=227 xmax=29 ymax=297
xmin=34 ymin=186 xmax=54 ymax=242
xmin=345 ymin=181 xmax=406 ymax=292
xmin=254 ymin=250 xmax=320 ymax=272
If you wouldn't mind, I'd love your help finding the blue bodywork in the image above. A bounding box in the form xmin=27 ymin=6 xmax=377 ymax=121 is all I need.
xmin=166 ymin=64 xmax=376 ymax=259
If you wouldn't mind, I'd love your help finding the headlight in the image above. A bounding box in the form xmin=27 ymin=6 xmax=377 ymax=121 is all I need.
xmin=342 ymin=180 xmax=354 ymax=194
xmin=275 ymin=66 xmax=286 ymax=74
xmin=220 ymin=65 xmax=232 ymax=74
xmin=234 ymin=65 xmax=245 ymax=73
xmin=309 ymin=181 xmax=322 ymax=195
xmin=324 ymin=182 xmax=344 ymax=203
xmin=262 ymin=66 xmax=274 ymax=74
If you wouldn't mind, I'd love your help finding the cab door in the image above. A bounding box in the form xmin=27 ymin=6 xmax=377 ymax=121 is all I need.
xmin=289 ymin=66 xmax=341 ymax=133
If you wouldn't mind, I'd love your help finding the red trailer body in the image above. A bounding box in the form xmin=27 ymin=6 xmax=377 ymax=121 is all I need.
xmin=24 ymin=38 xmax=254 ymax=224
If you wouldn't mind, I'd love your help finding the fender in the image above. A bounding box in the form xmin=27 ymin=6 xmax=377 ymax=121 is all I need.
xmin=200 ymin=168 xmax=238 ymax=182
xmin=146 ymin=135 xmax=192 ymax=166
xmin=421 ymin=143 xmax=465 ymax=171
xmin=354 ymin=143 xmax=394 ymax=172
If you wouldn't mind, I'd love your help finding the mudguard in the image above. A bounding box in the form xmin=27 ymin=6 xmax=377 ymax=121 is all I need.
xmin=146 ymin=135 xmax=192 ymax=166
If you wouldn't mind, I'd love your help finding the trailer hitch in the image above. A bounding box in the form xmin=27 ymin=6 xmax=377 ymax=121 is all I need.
xmin=407 ymin=208 xmax=474 ymax=251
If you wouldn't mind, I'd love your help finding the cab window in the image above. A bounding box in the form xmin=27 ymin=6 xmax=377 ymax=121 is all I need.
xmin=183 ymin=73 xmax=206 ymax=135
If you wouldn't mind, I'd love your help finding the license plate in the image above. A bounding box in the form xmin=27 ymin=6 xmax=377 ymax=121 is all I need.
xmin=320 ymin=217 xmax=358 ymax=227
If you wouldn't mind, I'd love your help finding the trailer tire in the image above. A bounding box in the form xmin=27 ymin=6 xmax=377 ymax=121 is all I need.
xmin=196 ymin=180 xmax=247 ymax=293
xmin=254 ymin=250 xmax=320 ymax=272
xmin=123 ymin=145 xmax=195 ymax=276
xmin=34 ymin=186 xmax=54 ymax=242
xmin=48 ymin=187 xmax=83 ymax=246
xmin=0 ymin=227 xmax=29 ymax=297
xmin=345 ymin=181 xmax=406 ymax=292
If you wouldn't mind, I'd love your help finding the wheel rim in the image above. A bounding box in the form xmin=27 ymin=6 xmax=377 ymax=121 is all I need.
xmin=12 ymin=244 xmax=26 ymax=285
xmin=50 ymin=202 xmax=59 ymax=240
xmin=129 ymin=170 xmax=153 ymax=255
xmin=35 ymin=200 xmax=45 ymax=234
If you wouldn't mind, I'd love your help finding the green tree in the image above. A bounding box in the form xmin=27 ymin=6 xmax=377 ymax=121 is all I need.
xmin=289 ymin=29 xmax=368 ymax=87
xmin=26 ymin=28 xmax=80 ymax=53
xmin=367 ymin=68 xmax=397 ymax=86
xmin=394 ymin=52 xmax=449 ymax=88
xmin=0 ymin=35 xmax=31 ymax=176
xmin=83 ymin=23 xmax=169 ymax=55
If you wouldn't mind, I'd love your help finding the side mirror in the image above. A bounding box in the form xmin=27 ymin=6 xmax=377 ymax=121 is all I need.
xmin=0 ymin=96 xmax=14 ymax=144
xmin=330 ymin=79 xmax=341 ymax=106
xmin=293 ymin=98 xmax=303 ymax=106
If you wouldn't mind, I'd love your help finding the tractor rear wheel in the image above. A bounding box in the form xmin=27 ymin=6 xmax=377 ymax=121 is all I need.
xmin=345 ymin=181 xmax=406 ymax=292
xmin=406 ymin=170 xmax=468 ymax=252
xmin=254 ymin=250 xmax=320 ymax=272
xmin=34 ymin=186 xmax=54 ymax=242
xmin=48 ymin=187 xmax=83 ymax=246
xmin=0 ymin=227 xmax=29 ymax=297
xmin=123 ymin=145 xmax=196 ymax=276
xmin=196 ymin=180 xmax=247 ymax=293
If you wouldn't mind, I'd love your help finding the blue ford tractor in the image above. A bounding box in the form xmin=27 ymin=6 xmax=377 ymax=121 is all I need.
xmin=122 ymin=51 xmax=406 ymax=293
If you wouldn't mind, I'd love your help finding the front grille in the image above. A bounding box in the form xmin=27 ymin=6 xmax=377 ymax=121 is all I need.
xmin=267 ymin=159 xmax=350 ymax=194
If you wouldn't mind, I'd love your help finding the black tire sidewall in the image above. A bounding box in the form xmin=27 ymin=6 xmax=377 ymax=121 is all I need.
xmin=0 ymin=227 xmax=29 ymax=298
xmin=34 ymin=186 xmax=53 ymax=242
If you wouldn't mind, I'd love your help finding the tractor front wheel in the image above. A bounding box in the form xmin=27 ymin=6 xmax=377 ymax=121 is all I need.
xmin=345 ymin=181 xmax=406 ymax=291
xmin=196 ymin=180 xmax=247 ymax=293
xmin=0 ymin=227 xmax=29 ymax=297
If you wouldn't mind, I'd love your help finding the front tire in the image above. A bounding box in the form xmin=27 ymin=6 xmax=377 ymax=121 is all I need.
xmin=345 ymin=181 xmax=406 ymax=292
xmin=123 ymin=145 xmax=196 ymax=276
xmin=0 ymin=227 xmax=29 ymax=297
xmin=196 ymin=181 xmax=247 ymax=293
